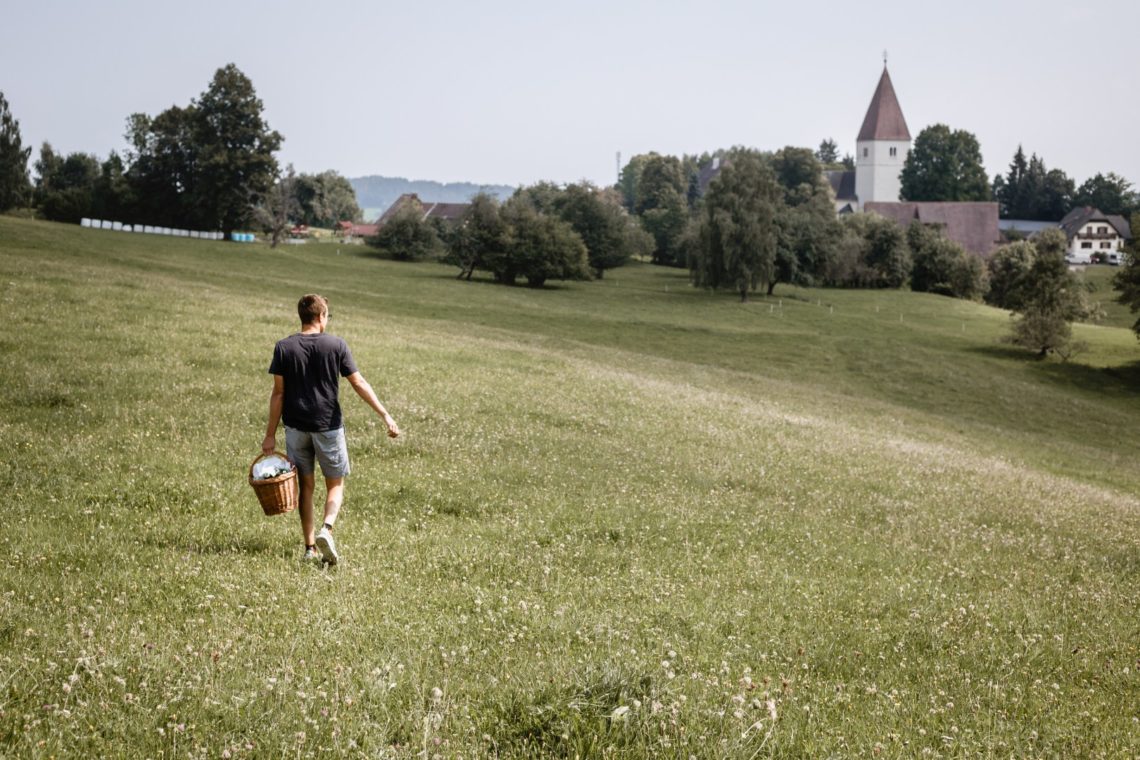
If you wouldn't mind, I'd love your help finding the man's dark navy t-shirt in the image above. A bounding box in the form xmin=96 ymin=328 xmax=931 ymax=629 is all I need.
xmin=268 ymin=333 xmax=359 ymax=432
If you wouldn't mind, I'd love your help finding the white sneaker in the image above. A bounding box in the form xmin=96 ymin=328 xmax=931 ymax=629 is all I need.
xmin=315 ymin=527 xmax=338 ymax=566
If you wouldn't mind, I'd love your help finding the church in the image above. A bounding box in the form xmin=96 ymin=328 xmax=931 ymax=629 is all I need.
xmin=827 ymin=65 xmax=1001 ymax=257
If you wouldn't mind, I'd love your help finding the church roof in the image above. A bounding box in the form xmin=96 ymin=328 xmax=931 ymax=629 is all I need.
xmin=825 ymin=170 xmax=856 ymax=201
xmin=857 ymin=67 xmax=910 ymax=142
xmin=864 ymin=202 xmax=1001 ymax=257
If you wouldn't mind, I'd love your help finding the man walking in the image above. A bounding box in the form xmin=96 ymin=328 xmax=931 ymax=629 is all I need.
xmin=262 ymin=294 xmax=400 ymax=565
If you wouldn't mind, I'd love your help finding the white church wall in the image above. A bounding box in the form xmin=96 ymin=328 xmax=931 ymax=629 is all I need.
xmin=855 ymin=139 xmax=909 ymax=210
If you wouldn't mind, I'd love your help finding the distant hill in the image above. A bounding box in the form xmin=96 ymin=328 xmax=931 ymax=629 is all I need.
xmin=350 ymin=175 xmax=516 ymax=221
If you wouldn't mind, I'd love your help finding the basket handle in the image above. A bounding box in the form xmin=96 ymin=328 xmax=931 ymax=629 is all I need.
xmin=249 ymin=450 xmax=294 ymax=479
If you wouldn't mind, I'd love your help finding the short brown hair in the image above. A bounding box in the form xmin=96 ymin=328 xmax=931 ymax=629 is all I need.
xmin=298 ymin=294 xmax=328 ymax=325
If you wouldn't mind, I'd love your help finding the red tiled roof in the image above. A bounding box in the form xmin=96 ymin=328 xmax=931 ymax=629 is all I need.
xmin=865 ymin=202 xmax=1001 ymax=257
xmin=857 ymin=67 xmax=911 ymax=142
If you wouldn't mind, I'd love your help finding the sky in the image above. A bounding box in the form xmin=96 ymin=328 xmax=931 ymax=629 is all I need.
xmin=2 ymin=0 xmax=1138 ymax=191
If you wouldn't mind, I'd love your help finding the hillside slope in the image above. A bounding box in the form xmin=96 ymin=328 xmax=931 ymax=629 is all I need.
xmin=1 ymin=217 xmax=1137 ymax=757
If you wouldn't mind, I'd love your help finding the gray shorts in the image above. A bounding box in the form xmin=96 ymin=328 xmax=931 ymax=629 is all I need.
xmin=285 ymin=426 xmax=350 ymax=478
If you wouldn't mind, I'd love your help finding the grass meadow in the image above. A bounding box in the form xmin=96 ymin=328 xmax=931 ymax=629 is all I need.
xmin=1 ymin=216 xmax=1138 ymax=758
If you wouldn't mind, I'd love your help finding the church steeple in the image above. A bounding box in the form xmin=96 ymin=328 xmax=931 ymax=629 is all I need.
xmin=854 ymin=63 xmax=911 ymax=209
xmin=857 ymin=66 xmax=910 ymax=142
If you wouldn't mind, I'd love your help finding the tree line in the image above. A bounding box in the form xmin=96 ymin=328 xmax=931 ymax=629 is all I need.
xmin=0 ymin=67 xmax=360 ymax=238
xmin=892 ymin=124 xmax=1138 ymax=220
xmin=3 ymin=75 xmax=1140 ymax=347
xmin=369 ymin=183 xmax=653 ymax=286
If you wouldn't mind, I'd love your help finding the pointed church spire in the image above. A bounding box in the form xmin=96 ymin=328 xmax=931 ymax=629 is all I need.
xmin=857 ymin=65 xmax=910 ymax=142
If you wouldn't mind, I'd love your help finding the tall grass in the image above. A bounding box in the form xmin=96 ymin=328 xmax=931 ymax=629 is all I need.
xmin=1 ymin=217 xmax=1137 ymax=757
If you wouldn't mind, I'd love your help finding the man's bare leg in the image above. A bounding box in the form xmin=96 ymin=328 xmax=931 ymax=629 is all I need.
xmin=316 ymin=477 xmax=345 ymax=565
xmin=323 ymin=477 xmax=345 ymax=528
xmin=299 ymin=473 xmax=317 ymax=546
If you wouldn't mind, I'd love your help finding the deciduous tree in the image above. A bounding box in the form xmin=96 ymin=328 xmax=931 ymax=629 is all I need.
xmin=192 ymin=64 xmax=282 ymax=237
xmin=635 ymin=153 xmax=690 ymax=266
xmin=689 ymin=151 xmax=781 ymax=301
xmin=370 ymin=197 xmax=439 ymax=261
xmin=294 ymin=171 xmax=361 ymax=227
xmin=446 ymin=193 xmax=507 ymax=280
xmin=124 ymin=107 xmax=199 ymax=227
xmin=1007 ymin=229 xmax=1096 ymax=357
xmin=33 ymin=143 xmax=101 ymax=223
xmin=124 ymin=64 xmax=281 ymax=236
xmin=1112 ymin=212 xmax=1140 ymax=339
xmin=907 ymin=222 xmax=986 ymax=299
xmin=551 ymin=182 xmax=631 ymax=279
xmin=0 ymin=91 xmax=31 ymax=212
xmin=1073 ymin=172 xmax=1137 ymax=217
xmin=498 ymin=197 xmax=589 ymax=287
xmin=252 ymin=164 xmax=300 ymax=248
xmin=985 ymin=240 xmax=1036 ymax=310
xmin=900 ymin=124 xmax=990 ymax=202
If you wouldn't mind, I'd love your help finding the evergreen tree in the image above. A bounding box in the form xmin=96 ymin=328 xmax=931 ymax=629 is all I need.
xmin=995 ymin=146 xmax=1074 ymax=221
xmin=816 ymin=138 xmax=840 ymax=165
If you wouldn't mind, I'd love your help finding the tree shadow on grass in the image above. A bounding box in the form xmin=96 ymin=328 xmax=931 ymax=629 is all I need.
xmin=967 ymin=344 xmax=1140 ymax=397
xmin=412 ymin=269 xmax=586 ymax=291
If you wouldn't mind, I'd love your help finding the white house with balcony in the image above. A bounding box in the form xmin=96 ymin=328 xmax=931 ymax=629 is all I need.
xmin=1059 ymin=207 xmax=1132 ymax=264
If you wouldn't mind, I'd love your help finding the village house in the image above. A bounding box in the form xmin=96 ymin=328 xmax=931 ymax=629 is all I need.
xmin=377 ymin=193 xmax=470 ymax=226
xmin=1058 ymin=206 xmax=1131 ymax=264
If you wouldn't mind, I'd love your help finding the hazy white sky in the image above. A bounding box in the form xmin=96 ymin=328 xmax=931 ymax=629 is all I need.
xmin=3 ymin=0 xmax=1137 ymax=190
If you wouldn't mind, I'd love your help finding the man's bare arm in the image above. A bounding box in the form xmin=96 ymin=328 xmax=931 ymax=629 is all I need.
xmin=347 ymin=372 xmax=400 ymax=438
xmin=262 ymin=374 xmax=285 ymax=454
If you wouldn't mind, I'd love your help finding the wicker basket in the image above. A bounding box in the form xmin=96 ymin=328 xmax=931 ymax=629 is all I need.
xmin=248 ymin=452 xmax=298 ymax=516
